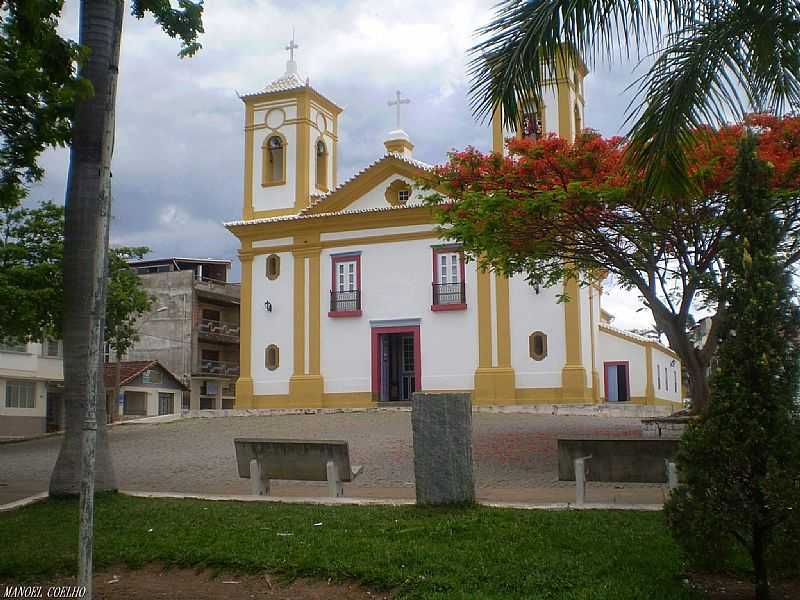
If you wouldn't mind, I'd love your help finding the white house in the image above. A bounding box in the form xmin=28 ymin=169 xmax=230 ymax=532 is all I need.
xmin=224 ymin=42 xmax=682 ymax=409
xmin=0 ymin=340 xmax=63 ymax=437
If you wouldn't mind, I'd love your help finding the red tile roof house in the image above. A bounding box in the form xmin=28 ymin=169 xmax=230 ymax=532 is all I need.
xmin=104 ymin=360 xmax=188 ymax=419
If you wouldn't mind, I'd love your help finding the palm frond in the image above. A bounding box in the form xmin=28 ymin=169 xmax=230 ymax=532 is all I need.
xmin=468 ymin=0 xmax=694 ymax=127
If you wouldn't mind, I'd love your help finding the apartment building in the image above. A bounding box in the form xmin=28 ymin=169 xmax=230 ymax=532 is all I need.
xmin=123 ymin=257 xmax=240 ymax=410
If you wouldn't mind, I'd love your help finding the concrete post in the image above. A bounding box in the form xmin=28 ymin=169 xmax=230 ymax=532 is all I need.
xmin=575 ymin=456 xmax=591 ymax=506
xmin=411 ymin=392 xmax=475 ymax=505
xmin=326 ymin=460 xmax=343 ymax=497
xmin=249 ymin=459 xmax=270 ymax=496
xmin=665 ymin=460 xmax=678 ymax=491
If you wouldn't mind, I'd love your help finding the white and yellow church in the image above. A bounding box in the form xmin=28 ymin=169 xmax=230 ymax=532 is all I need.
xmin=225 ymin=42 xmax=682 ymax=409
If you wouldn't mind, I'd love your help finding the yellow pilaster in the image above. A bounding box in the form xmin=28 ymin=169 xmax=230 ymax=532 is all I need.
xmin=243 ymin=102 xmax=254 ymax=220
xmin=235 ymin=247 xmax=254 ymax=407
xmin=645 ymin=344 xmax=655 ymax=405
xmin=492 ymin=105 xmax=504 ymax=154
xmin=474 ymin=270 xmax=516 ymax=404
xmin=557 ymin=79 xmax=574 ymax=142
xmin=562 ymin=277 xmax=588 ymax=402
xmin=295 ymin=92 xmax=310 ymax=210
xmin=289 ymin=246 xmax=323 ymax=406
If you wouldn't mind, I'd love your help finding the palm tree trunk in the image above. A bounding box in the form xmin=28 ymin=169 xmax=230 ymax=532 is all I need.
xmin=49 ymin=0 xmax=123 ymax=497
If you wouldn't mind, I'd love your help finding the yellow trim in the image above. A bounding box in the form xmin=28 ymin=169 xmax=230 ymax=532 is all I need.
xmin=645 ymin=344 xmax=655 ymax=405
xmin=476 ymin=268 xmax=492 ymax=368
xmin=295 ymin=93 xmax=310 ymax=210
xmin=557 ymin=78 xmax=574 ymax=141
xmin=588 ymin=285 xmax=600 ymax=403
xmin=473 ymin=368 xmax=516 ymax=404
xmin=230 ymin=205 xmax=435 ymax=241
xmin=243 ymin=104 xmax=255 ymax=220
xmin=323 ymin=392 xmax=375 ymax=408
xmin=495 ymin=275 xmax=512 ymax=368
xmin=385 ymin=179 xmax=412 ymax=206
xmin=304 ymin=158 xmax=429 ymax=215
xmin=244 ymin=87 xmax=343 ymax=117
xmin=291 ymin=250 xmax=306 ymax=377
xmin=384 ymin=138 xmax=414 ymax=155
xmin=235 ymin=246 xmax=254 ymax=407
xmin=599 ymin=324 xmax=680 ymax=360
xmin=247 ymin=230 xmax=437 ymax=256
xmin=308 ymin=249 xmax=321 ymax=375
xmin=561 ymin=277 xmax=588 ymax=402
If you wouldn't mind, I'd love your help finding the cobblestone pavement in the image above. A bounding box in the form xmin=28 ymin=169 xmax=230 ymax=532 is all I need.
xmin=0 ymin=413 xmax=663 ymax=505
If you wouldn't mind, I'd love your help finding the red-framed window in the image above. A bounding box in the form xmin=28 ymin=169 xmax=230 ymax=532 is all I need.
xmin=431 ymin=246 xmax=466 ymax=311
xmin=329 ymin=253 xmax=362 ymax=317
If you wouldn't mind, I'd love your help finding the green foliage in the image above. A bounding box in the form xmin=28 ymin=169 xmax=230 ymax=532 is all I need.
xmin=0 ymin=494 xmax=701 ymax=600
xmin=0 ymin=0 xmax=89 ymax=209
xmin=0 ymin=201 xmax=152 ymax=349
xmin=105 ymin=246 xmax=153 ymax=358
xmin=0 ymin=201 xmax=64 ymax=341
xmin=665 ymin=135 xmax=800 ymax=595
xmin=131 ymin=0 xmax=204 ymax=58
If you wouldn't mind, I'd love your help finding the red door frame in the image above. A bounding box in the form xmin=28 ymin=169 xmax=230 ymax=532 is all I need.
xmin=603 ymin=361 xmax=631 ymax=402
xmin=371 ymin=325 xmax=422 ymax=399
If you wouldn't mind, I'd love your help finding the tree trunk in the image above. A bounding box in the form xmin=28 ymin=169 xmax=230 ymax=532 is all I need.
xmin=752 ymin=525 xmax=771 ymax=600
xmin=48 ymin=0 xmax=123 ymax=496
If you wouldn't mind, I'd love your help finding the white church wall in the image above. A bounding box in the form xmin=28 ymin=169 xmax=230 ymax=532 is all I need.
xmin=320 ymin=237 xmax=477 ymax=393
xmin=321 ymin=224 xmax=435 ymax=242
xmin=344 ymin=175 xmax=419 ymax=212
xmin=598 ymin=329 xmax=647 ymax=399
xmin=541 ymin=86 xmax=560 ymax=136
xmin=509 ymin=277 xmax=566 ymax=389
xmin=652 ymin=346 xmax=681 ymax=403
xmin=252 ymin=101 xmax=298 ymax=213
xmin=251 ymin=251 xmax=294 ymax=395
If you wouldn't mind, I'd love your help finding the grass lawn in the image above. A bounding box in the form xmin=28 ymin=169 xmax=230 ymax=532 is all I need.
xmin=0 ymin=494 xmax=701 ymax=599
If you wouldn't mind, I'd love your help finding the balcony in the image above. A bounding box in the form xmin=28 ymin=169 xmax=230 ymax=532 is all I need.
xmin=197 ymin=318 xmax=240 ymax=343
xmin=193 ymin=275 xmax=240 ymax=303
xmin=432 ymin=282 xmax=467 ymax=311
xmin=199 ymin=359 xmax=240 ymax=377
xmin=329 ymin=290 xmax=362 ymax=317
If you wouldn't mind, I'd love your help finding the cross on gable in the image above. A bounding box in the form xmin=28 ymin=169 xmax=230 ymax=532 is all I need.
xmin=387 ymin=90 xmax=411 ymax=129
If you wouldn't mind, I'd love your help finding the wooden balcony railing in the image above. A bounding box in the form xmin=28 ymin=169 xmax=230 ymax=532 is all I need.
xmin=199 ymin=359 xmax=240 ymax=377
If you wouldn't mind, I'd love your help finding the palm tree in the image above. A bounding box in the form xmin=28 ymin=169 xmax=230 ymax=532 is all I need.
xmin=469 ymin=0 xmax=800 ymax=195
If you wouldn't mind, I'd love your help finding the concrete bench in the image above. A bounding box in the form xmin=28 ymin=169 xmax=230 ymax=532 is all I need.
xmin=558 ymin=438 xmax=680 ymax=505
xmin=233 ymin=438 xmax=363 ymax=498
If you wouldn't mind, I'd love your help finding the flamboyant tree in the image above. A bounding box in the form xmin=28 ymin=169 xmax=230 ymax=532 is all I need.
xmin=423 ymin=114 xmax=800 ymax=412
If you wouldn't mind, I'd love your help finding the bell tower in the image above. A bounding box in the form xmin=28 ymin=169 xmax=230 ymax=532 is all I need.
xmin=491 ymin=44 xmax=588 ymax=153
xmin=240 ymin=35 xmax=343 ymax=220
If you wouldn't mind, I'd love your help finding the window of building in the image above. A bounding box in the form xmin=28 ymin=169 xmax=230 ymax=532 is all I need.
xmin=431 ymin=247 xmax=466 ymax=310
xmin=315 ymin=139 xmax=328 ymax=191
xmin=521 ymin=109 xmax=543 ymax=139
xmin=329 ymin=254 xmax=362 ymax=316
xmin=529 ymin=331 xmax=548 ymax=361
xmin=142 ymin=369 xmax=162 ymax=385
xmin=657 ymin=365 xmax=661 ymax=390
xmin=674 ymin=370 xmax=678 ymax=394
xmin=0 ymin=339 xmax=27 ymax=353
xmin=385 ymin=179 xmax=412 ymax=206
xmin=266 ymin=254 xmax=281 ymax=280
xmin=398 ymin=189 xmax=410 ymax=204
xmin=42 ymin=339 xmax=61 ymax=358
xmin=265 ymin=345 xmax=279 ymax=371
xmin=262 ymin=135 xmax=285 ymax=186
xmin=5 ymin=381 xmax=35 ymax=408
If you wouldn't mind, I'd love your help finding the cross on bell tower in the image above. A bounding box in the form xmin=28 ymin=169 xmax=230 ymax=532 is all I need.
xmin=285 ymin=30 xmax=299 ymax=76
xmin=388 ymin=90 xmax=410 ymax=130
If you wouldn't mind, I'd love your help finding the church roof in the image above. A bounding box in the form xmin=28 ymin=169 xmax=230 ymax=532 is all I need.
xmin=225 ymin=202 xmax=425 ymax=228
xmin=598 ymin=323 xmax=679 ymax=359
xmin=262 ymin=71 xmax=305 ymax=94
xmin=301 ymin=152 xmax=433 ymax=214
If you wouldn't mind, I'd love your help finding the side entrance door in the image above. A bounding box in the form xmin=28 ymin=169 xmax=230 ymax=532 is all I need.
xmin=604 ymin=362 xmax=630 ymax=402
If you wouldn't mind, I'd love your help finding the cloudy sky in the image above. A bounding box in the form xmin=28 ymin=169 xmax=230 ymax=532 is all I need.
xmin=31 ymin=0 xmax=655 ymax=330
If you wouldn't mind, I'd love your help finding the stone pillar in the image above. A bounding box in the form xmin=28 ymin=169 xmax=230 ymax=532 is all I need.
xmin=411 ymin=392 xmax=475 ymax=505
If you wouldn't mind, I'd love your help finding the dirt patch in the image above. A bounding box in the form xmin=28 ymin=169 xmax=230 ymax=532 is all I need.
xmin=689 ymin=573 xmax=799 ymax=599
xmin=2 ymin=564 xmax=392 ymax=600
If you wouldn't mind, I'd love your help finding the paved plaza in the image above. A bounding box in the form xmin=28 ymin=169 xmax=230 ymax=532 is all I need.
xmin=0 ymin=412 xmax=665 ymax=505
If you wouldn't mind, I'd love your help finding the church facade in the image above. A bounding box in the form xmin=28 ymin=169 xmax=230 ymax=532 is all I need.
xmin=225 ymin=45 xmax=682 ymax=409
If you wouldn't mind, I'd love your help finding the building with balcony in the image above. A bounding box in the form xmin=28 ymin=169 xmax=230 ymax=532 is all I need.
xmin=122 ymin=257 xmax=240 ymax=410
xmin=0 ymin=340 xmax=63 ymax=437
xmin=223 ymin=42 xmax=683 ymax=410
